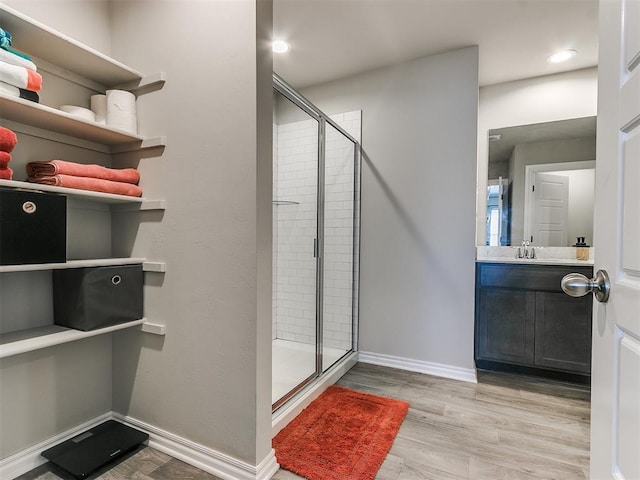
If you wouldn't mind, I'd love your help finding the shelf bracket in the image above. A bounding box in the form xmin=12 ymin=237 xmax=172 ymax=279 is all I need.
xmin=111 ymin=199 xmax=166 ymax=212
xmin=109 ymin=136 xmax=166 ymax=155
xmin=140 ymin=322 xmax=166 ymax=335
xmin=142 ymin=262 xmax=167 ymax=273
xmin=116 ymin=72 xmax=167 ymax=95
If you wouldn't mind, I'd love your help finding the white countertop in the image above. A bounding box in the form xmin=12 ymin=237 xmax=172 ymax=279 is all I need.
xmin=476 ymin=256 xmax=594 ymax=266
xmin=476 ymin=246 xmax=595 ymax=266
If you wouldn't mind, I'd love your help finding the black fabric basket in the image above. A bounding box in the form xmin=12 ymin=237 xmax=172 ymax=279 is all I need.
xmin=53 ymin=264 xmax=143 ymax=331
xmin=0 ymin=188 xmax=66 ymax=265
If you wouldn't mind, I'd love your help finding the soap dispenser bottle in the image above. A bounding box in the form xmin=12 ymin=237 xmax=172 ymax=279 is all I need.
xmin=574 ymin=236 xmax=589 ymax=261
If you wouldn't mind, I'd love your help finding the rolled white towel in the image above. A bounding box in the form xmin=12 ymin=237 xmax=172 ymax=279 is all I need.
xmin=0 ymin=47 xmax=37 ymax=71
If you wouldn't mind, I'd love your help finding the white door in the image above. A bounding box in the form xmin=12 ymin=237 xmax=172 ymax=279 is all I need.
xmin=589 ymin=0 xmax=640 ymax=478
xmin=531 ymin=172 xmax=569 ymax=246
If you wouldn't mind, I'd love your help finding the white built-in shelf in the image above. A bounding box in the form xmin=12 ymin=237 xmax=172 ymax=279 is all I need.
xmin=0 ymin=4 xmax=144 ymax=87
xmin=0 ymin=95 xmax=167 ymax=149
xmin=0 ymin=180 xmax=165 ymax=210
xmin=0 ymin=318 xmax=158 ymax=359
xmin=0 ymin=257 xmax=168 ymax=273
xmin=0 ymin=5 xmax=168 ymax=361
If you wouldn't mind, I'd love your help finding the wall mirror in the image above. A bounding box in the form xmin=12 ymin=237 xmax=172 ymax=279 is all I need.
xmin=486 ymin=116 xmax=597 ymax=247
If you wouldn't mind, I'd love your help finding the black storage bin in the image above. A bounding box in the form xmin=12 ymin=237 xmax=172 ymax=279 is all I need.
xmin=0 ymin=188 xmax=66 ymax=265
xmin=53 ymin=264 xmax=144 ymax=331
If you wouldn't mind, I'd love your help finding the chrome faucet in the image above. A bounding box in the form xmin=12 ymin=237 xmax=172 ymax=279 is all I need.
xmin=516 ymin=240 xmax=536 ymax=259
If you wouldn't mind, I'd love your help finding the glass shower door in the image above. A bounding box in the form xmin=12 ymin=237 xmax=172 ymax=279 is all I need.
xmin=321 ymin=121 xmax=358 ymax=371
xmin=272 ymin=90 xmax=320 ymax=408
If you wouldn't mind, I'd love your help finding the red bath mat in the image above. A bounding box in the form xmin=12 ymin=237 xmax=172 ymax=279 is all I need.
xmin=273 ymin=385 xmax=409 ymax=480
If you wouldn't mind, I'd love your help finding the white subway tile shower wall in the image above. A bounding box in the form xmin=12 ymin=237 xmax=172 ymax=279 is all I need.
xmin=273 ymin=112 xmax=361 ymax=351
xmin=274 ymin=119 xmax=319 ymax=346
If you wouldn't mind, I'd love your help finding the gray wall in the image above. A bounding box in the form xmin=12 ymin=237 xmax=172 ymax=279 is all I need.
xmin=301 ymin=47 xmax=479 ymax=372
xmin=3 ymin=0 xmax=112 ymax=54
xmin=109 ymin=0 xmax=273 ymax=465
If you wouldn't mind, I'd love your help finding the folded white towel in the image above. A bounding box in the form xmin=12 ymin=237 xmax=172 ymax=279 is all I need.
xmin=0 ymin=80 xmax=19 ymax=97
xmin=0 ymin=48 xmax=36 ymax=71
xmin=0 ymin=60 xmax=41 ymax=91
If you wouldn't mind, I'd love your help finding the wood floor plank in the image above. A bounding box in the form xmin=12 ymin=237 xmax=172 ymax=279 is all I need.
xmin=496 ymin=425 xmax=590 ymax=468
xmin=468 ymin=456 xmax=585 ymax=480
xmin=442 ymin=393 xmax=587 ymax=436
xmin=375 ymin=452 xmax=405 ymax=480
xmin=97 ymin=447 xmax=173 ymax=479
xmin=442 ymin=400 xmax=588 ymax=445
xmin=389 ymin=437 xmax=469 ymax=480
xmin=474 ymin=388 xmax=590 ymax=422
xmin=399 ymin=408 xmax=500 ymax=446
xmin=146 ymin=458 xmax=221 ymax=480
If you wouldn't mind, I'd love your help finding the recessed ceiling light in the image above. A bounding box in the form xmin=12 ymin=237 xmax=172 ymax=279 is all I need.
xmin=546 ymin=49 xmax=577 ymax=64
xmin=272 ymin=40 xmax=290 ymax=54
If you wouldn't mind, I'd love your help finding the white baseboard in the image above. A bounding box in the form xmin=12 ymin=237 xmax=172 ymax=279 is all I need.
xmin=358 ymin=351 xmax=477 ymax=383
xmin=114 ymin=413 xmax=279 ymax=480
xmin=272 ymin=351 xmax=359 ymax=436
xmin=0 ymin=412 xmax=113 ymax=480
xmin=1 ymin=412 xmax=278 ymax=480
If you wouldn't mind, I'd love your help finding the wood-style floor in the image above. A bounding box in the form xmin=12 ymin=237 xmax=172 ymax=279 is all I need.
xmin=15 ymin=363 xmax=591 ymax=480
xmin=337 ymin=363 xmax=591 ymax=480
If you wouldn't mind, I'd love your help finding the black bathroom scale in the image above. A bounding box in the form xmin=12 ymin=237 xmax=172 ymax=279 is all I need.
xmin=41 ymin=420 xmax=148 ymax=479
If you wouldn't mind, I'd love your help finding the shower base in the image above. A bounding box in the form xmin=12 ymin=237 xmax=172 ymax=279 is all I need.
xmin=272 ymin=338 xmax=346 ymax=404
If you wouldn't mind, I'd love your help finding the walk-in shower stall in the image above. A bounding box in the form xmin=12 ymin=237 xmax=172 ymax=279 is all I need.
xmin=272 ymin=75 xmax=361 ymax=410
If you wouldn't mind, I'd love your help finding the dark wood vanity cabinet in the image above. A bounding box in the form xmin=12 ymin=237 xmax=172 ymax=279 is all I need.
xmin=475 ymin=262 xmax=593 ymax=380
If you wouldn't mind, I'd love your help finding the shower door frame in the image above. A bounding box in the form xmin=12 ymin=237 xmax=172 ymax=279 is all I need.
xmin=272 ymin=73 xmax=361 ymax=411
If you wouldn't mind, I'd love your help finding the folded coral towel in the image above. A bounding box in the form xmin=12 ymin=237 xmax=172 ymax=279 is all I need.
xmin=27 ymin=160 xmax=140 ymax=184
xmin=0 ymin=28 xmax=11 ymax=48
xmin=28 ymin=174 xmax=143 ymax=197
xmin=0 ymin=151 xmax=10 ymax=168
xmin=0 ymin=60 xmax=42 ymax=91
xmin=0 ymin=46 xmax=36 ymax=71
xmin=0 ymin=167 xmax=13 ymax=180
xmin=0 ymin=126 xmax=18 ymax=153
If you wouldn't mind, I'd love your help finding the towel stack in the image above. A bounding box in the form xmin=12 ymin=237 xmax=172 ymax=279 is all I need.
xmin=27 ymin=160 xmax=142 ymax=197
xmin=0 ymin=126 xmax=17 ymax=180
xmin=0 ymin=27 xmax=41 ymax=103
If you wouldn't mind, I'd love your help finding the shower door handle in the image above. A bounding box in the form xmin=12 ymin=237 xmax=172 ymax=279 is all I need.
xmin=314 ymin=238 xmax=318 ymax=258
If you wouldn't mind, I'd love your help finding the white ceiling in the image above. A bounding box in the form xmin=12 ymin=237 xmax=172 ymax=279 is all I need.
xmin=273 ymin=0 xmax=599 ymax=89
